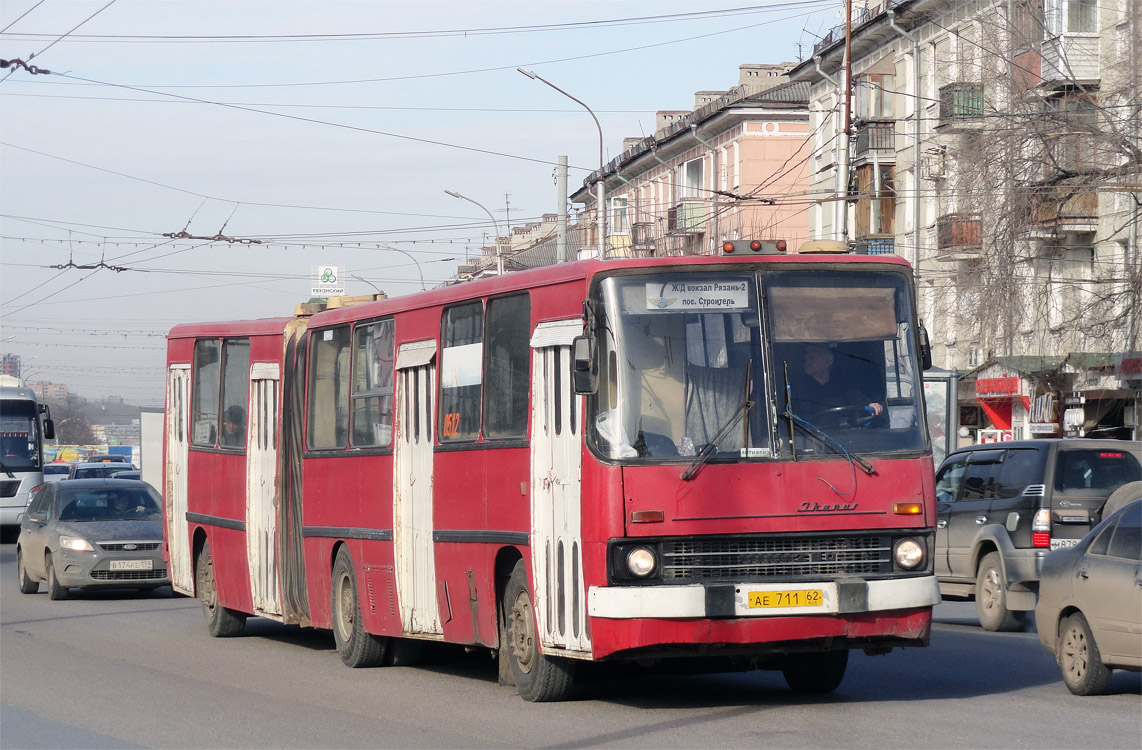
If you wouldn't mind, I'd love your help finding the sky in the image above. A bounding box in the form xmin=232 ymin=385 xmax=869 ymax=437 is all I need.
xmin=0 ymin=0 xmax=844 ymax=406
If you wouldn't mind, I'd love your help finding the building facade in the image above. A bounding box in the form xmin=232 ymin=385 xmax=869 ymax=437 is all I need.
xmin=788 ymin=0 xmax=1140 ymax=440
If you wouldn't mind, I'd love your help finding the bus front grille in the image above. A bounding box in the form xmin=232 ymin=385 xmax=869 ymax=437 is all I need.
xmin=661 ymin=535 xmax=891 ymax=580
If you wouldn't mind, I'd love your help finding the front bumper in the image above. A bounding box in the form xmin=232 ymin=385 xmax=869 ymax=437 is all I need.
xmin=589 ymin=575 xmax=940 ymax=619
xmin=54 ymin=547 xmax=170 ymax=588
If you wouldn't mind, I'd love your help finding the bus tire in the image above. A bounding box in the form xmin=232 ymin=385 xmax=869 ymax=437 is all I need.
xmin=17 ymin=547 xmax=38 ymax=594
xmin=46 ymin=553 xmax=68 ymax=600
xmin=976 ymin=552 xmax=1024 ymax=632
xmin=782 ymin=649 xmax=848 ymax=693
xmin=331 ymin=547 xmax=386 ymax=668
xmin=196 ymin=540 xmax=246 ymax=637
xmin=503 ymin=560 xmax=574 ymax=702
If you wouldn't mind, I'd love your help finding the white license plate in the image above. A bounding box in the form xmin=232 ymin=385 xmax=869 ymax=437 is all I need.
xmin=110 ymin=559 xmax=153 ymax=571
xmin=1050 ymin=538 xmax=1080 ymax=551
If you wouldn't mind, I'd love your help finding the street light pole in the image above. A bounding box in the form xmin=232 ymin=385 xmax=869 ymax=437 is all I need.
xmin=517 ymin=68 xmax=605 ymax=261
xmin=378 ymin=245 xmax=425 ymax=290
xmin=444 ymin=190 xmax=504 ymax=275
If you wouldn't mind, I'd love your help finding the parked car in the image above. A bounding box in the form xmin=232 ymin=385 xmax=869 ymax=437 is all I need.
xmin=15 ymin=479 xmax=169 ymax=599
xmin=42 ymin=463 xmax=72 ymax=483
xmin=68 ymin=462 xmax=134 ymax=480
xmin=933 ymin=439 xmax=1141 ymax=631
xmin=1036 ymin=498 xmax=1141 ymax=695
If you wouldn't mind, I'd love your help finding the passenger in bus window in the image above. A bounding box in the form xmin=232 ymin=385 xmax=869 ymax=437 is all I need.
xmin=793 ymin=343 xmax=884 ymax=425
xmin=220 ymin=405 xmax=247 ymax=448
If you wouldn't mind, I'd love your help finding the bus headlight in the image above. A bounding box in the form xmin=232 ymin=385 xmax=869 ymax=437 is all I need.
xmin=626 ymin=547 xmax=657 ymax=577
xmin=59 ymin=535 xmax=94 ymax=552
xmin=893 ymin=538 xmax=924 ymax=570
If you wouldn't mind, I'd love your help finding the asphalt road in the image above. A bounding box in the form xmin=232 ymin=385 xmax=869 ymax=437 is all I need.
xmin=1 ymin=539 xmax=1138 ymax=750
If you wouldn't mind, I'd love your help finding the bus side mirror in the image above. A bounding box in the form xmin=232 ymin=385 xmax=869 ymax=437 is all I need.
xmin=43 ymin=419 xmax=55 ymax=441
xmin=919 ymin=323 xmax=933 ymax=371
xmin=571 ymin=335 xmax=597 ymax=395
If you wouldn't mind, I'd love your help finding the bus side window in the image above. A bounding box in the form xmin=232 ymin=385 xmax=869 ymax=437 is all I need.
xmin=483 ymin=294 xmax=530 ymax=440
xmin=192 ymin=339 xmax=221 ymax=446
xmin=440 ymin=302 xmax=483 ymax=442
xmin=308 ymin=327 xmax=351 ymax=450
xmin=351 ymin=319 xmax=395 ymax=448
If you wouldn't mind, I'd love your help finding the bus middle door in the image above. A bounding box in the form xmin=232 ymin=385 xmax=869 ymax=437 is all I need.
xmin=246 ymin=363 xmax=281 ymax=617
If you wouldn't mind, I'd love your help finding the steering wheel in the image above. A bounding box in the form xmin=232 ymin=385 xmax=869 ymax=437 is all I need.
xmin=810 ymin=405 xmax=879 ymax=429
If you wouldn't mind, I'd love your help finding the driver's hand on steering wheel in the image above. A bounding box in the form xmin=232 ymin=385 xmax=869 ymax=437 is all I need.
xmin=867 ymin=402 xmax=884 ymax=416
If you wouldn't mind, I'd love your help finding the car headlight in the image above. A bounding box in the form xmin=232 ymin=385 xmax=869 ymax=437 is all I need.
xmin=626 ymin=547 xmax=657 ymax=577
xmin=59 ymin=535 xmax=94 ymax=552
xmin=893 ymin=538 xmax=925 ymax=570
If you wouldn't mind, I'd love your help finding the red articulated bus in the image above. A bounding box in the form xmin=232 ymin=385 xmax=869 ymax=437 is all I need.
xmin=163 ymin=253 xmax=939 ymax=701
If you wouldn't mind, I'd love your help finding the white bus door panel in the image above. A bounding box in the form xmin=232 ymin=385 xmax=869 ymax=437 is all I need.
xmin=164 ymin=365 xmax=194 ymax=594
xmin=246 ymin=365 xmax=282 ymax=618
xmin=530 ymin=332 xmax=591 ymax=656
xmin=394 ymin=342 xmax=442 ymax=636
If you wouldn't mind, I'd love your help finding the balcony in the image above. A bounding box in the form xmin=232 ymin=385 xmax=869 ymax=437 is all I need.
xmin=1042 ymin=35 xmax=1100 ymax=86
xmin=1032 ymin=185 xmax=1098 ymax=233
xmin=936 ymin=213 xmax=983 ymax=262
xmin=938 ymin=83 xmax=985 ymax=130
xmin=667 ymin=200 xmax=707 ymax=233
xmin=852 ymin=120 xmax=896 ymax=161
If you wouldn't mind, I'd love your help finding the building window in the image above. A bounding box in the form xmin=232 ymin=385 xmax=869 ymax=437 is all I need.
xmin=1047 ymin=0 xmax=1096 ymax=34
xmin=680 ymin=158 xmax=704 ymax=199
xmin=609 ymin=196 xmax=629 ymax=234
xmin=854 ymin=74 xmax=895 ymax=119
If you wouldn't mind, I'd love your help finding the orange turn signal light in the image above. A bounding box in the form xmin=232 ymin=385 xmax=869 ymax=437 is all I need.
xmin=893 ymin=503 xmax=923 ymax=515
xmin=630 ymin=510 xmax=665 ymax=523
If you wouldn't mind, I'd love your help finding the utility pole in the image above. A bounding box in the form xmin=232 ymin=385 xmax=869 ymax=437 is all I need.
xmin=557 ymin=156 xmax=569 ymax=262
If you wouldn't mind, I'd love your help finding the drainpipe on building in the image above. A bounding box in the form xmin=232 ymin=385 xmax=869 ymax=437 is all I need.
xmin=690 ymin=124 xmax=721 ymax=253
xmin=888 ymin=8 xmax=923 ymax=283
xmin=814 ymin=55 xmax=848 ymax=245
xmin=556 ymin=156 xmax=569 ymax=262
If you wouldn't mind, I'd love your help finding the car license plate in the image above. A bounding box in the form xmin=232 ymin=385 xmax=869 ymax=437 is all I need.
xmin=110 ymin=559 xmax=153 ymax=571
xmin=747 ymin=589 xmax=824 ymax=609
xmin=1050 ymin=538 xmax=1080 ymax=551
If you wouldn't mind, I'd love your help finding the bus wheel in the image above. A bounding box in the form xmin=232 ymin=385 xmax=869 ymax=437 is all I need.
xmin=503 ymin=560 xmax=574 ymax=702
xmin=17 ymin=548 xmax=38 ymax=594
xmin=782 ymin=649 xmax=848 ymax=693
xmin=331 ymin=547 xmax=386 ymax=668
xmin=45 ymin=553 xmax=68 ymax=600
xmin=196 ymin=540 xmax=246 ymax=637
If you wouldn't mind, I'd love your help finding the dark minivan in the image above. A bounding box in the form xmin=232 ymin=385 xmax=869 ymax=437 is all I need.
xmin=934 ymin=439 xmax=1141 ymax=631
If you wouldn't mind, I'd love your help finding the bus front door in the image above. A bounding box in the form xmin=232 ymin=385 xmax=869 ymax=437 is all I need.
xmin=394 ymin=342 xmax=442 ymax=636
xmin=164 ymin=365 xmax=194 ymax=594
xmin=530 ymin=327 xmax=591 ymax=656
xmin=246 ymin=365 xmax=281 ymax=617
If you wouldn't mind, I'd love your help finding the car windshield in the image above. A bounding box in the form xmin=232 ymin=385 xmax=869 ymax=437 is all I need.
xmin=44 ymin=465 xmax=70 ymax=475
xmin=73 ymin=465 xmax=128 ymax=479
xmin=58 ymin=487 xmax=162 ymax=522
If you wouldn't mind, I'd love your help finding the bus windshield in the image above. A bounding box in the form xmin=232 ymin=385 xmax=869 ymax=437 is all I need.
xmin=588 ymin=267 xmax=927 ymax=462
xmin=1 ymin=400 xmax=42 ymax=471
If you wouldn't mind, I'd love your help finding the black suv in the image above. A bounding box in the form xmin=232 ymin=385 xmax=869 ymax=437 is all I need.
xmin=934 ymin=439 xmax=1141 ymax=631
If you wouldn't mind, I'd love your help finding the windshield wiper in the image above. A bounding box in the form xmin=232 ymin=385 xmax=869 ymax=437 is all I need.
xmin=0 ymin=458 xmax=14 ymax=479
xmin=681 ymin=359 xmax=753 ymax=482
xmin=782 ymin=364 xmax=875 ymax=476
xmin=681 ymin=399 xmax=753 ymax=481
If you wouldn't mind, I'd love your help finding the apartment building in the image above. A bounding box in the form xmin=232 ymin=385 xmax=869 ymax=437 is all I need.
xmin=788 ymin=0 xmax=1140 ymax=440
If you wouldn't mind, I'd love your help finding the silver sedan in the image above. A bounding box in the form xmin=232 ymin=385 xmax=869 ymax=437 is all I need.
xmin=1036 ymin=498 xmax=1142 ymax=695
xmin=16 ymin=479 xmax=170 ymax=599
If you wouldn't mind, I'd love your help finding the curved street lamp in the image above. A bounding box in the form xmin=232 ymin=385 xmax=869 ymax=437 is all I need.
xmin=378 ymin=245 xmax=425 ymax=290
xmin=517 ymin=67 xmax=605 ymax=261
xmin=444 ymin=190 xmax=503 ymax=275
